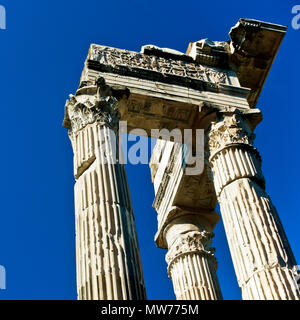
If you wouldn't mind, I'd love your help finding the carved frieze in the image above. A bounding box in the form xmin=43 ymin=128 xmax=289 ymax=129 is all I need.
xmin=89 ymin=45 xmax=229 ymax=85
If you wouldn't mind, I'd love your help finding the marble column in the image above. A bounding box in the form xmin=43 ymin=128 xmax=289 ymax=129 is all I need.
xmin=63 ymin=77 xmax=146 ymax=300
xmin=164 ymin=209 xmax=222 ymax=300
xmin=207 ymin=109 xmax=300 ymax=300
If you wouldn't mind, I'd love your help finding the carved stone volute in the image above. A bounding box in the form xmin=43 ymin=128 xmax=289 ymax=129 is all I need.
xmin=166 ymin=230 xmax=217 ymax=272
xmin=209 ymin=112 xmax=253 ymax=152
xmin=63 ymin=77 xmax=130 ymax=135
xmin=207 ymin=109 xmax=259 ymax=159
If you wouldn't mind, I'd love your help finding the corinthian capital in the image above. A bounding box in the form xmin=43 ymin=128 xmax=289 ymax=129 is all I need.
xmin=208 ymin=111 xmax=256 ymax=156
xmin=166 ymin=230 xmax=216 ymax=268
xmin=63 ymin=77 xmax=130 ymax=135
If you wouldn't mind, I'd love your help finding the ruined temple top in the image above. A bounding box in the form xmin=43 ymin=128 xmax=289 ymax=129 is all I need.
xmin=79 ymin=18 xmax=286 ymax=109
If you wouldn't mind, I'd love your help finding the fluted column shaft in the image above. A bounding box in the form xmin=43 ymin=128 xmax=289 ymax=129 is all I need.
xmin=164 ymin=213 xmax=223 ymax=300
xmin=208 ymin=110 xmax=300 ymax=300
xmin=64 ymin=78 xmax=146 ymax=300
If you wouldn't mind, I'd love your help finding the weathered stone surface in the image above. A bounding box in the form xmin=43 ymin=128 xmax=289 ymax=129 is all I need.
xmin=164 ymin=210 xmax=222 ymax=300
xmin=64 ymin=18 xmax=298 ymax=300
xmin=206 ymin=109 xmax=300 ymax=300
xmin=149 ymin=139 xmax=222 ymax=300
xmin=89 ymin=44 xmax=229 ymax=84
xmin=186 ymin=18 xmax=287 ymax=107
xmin=229 ymin=19 xmax=287 ymax=107
xmin=65 ymin=78 xmax=146 ymax=300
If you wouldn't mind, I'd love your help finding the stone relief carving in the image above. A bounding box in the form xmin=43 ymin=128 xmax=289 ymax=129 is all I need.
xmin=63 ymin=77 xmax=129 ymax=135
xmin=63 ymin=94 xmax=119 ymax=134
xmin=208 ymin=112 xmax=255 ymax=155
xmin=90 ymin=45 xmax=229 ymax=85
xmin=166 ymin=231 xmax=217 ymax=267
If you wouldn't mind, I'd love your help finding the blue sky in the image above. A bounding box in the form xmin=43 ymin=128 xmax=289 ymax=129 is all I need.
xmin=0 ymin=0 xmax=299 ymax=300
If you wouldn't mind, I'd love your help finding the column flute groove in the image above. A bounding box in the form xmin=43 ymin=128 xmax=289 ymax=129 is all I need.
xmin=207 ymin=109 xmax=300 ymax=300
xmin=164 ymin=212 xmax=223 ymax=300
xmin=63 ymin=77 xmax=146 ymax=300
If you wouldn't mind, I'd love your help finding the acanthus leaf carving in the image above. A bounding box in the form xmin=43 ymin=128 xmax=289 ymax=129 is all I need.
xmin=166 ymin=231 xmax=217 ymax=269
xmin=63 ymin=77 xmax=129 ymax=136
xmin=208 ymin=112 xmax=256 ymax=156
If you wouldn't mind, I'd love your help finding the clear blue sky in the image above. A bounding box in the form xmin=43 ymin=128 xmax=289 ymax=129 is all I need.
xmin=0 ymin=0 xmax=299 ymax=300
